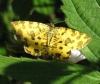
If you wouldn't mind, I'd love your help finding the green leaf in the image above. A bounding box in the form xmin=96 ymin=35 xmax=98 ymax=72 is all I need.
xmin=61 ymin=0 xmax=100 ymax=68
xmin=0 ymin=47 xmax=8 ymax=56
xmin=0 ymin=55 xmax=100 ymax=84
xmin=33 ymin=0 xmax=54 ymax=15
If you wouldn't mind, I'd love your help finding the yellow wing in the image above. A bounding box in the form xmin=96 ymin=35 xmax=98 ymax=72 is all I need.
xmin=11 ymin=21 xmax=50 ymax=56
xmin=48 ymin=27 xmax=91 ymax=60
xmin=11 ymin=21 xmax=91 ymax=61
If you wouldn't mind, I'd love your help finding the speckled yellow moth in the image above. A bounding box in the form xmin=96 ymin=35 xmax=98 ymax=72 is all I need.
xmin=11 ymin=21 xmax=91 ymax=60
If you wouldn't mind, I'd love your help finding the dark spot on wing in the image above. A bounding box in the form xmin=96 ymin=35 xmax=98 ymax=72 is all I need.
xmin=35 ymin=42 xmax=38 ymax=45
xmin=34 ymin=49 xmax=39 ymax=53
xmin=55 ymin=53 xmax=61 ymax=57
xmin=59 ymin=41 xmax=62 ymax=43
xmin=32 ymin=37 xmax=35 ymax=40
xmin=37 ymin=36 xmax=41 ymax=40
xmin=66 ymin=51 xmax=71 ymax=54
xmin=59 ymin=46 xmax=63 ymax=50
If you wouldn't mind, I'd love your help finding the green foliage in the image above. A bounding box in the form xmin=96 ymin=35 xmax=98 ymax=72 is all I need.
xmin=0 ymin=0 xmax=100 ymax=84
xmin=1 ymin=56 xmax=100 ymax=84
xmin=61 ymin=0 xmax=100 ymax=69
xmin=0 ymin=0 xmax=14 ymax=56
xmin=11 ymin=0 xmax=63 ymax=22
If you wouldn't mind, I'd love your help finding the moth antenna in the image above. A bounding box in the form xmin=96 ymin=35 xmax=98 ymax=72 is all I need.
xmin=53 ymin=21 xmax=65 ymax=25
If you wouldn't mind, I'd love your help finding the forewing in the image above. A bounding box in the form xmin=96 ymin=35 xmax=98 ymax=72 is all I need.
xmin=11 ymin=21 xmax=50 ymax=56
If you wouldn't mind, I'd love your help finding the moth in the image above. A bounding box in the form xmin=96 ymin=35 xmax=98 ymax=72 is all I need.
xmin=11 ymin=21 xmax=91 ymax=61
